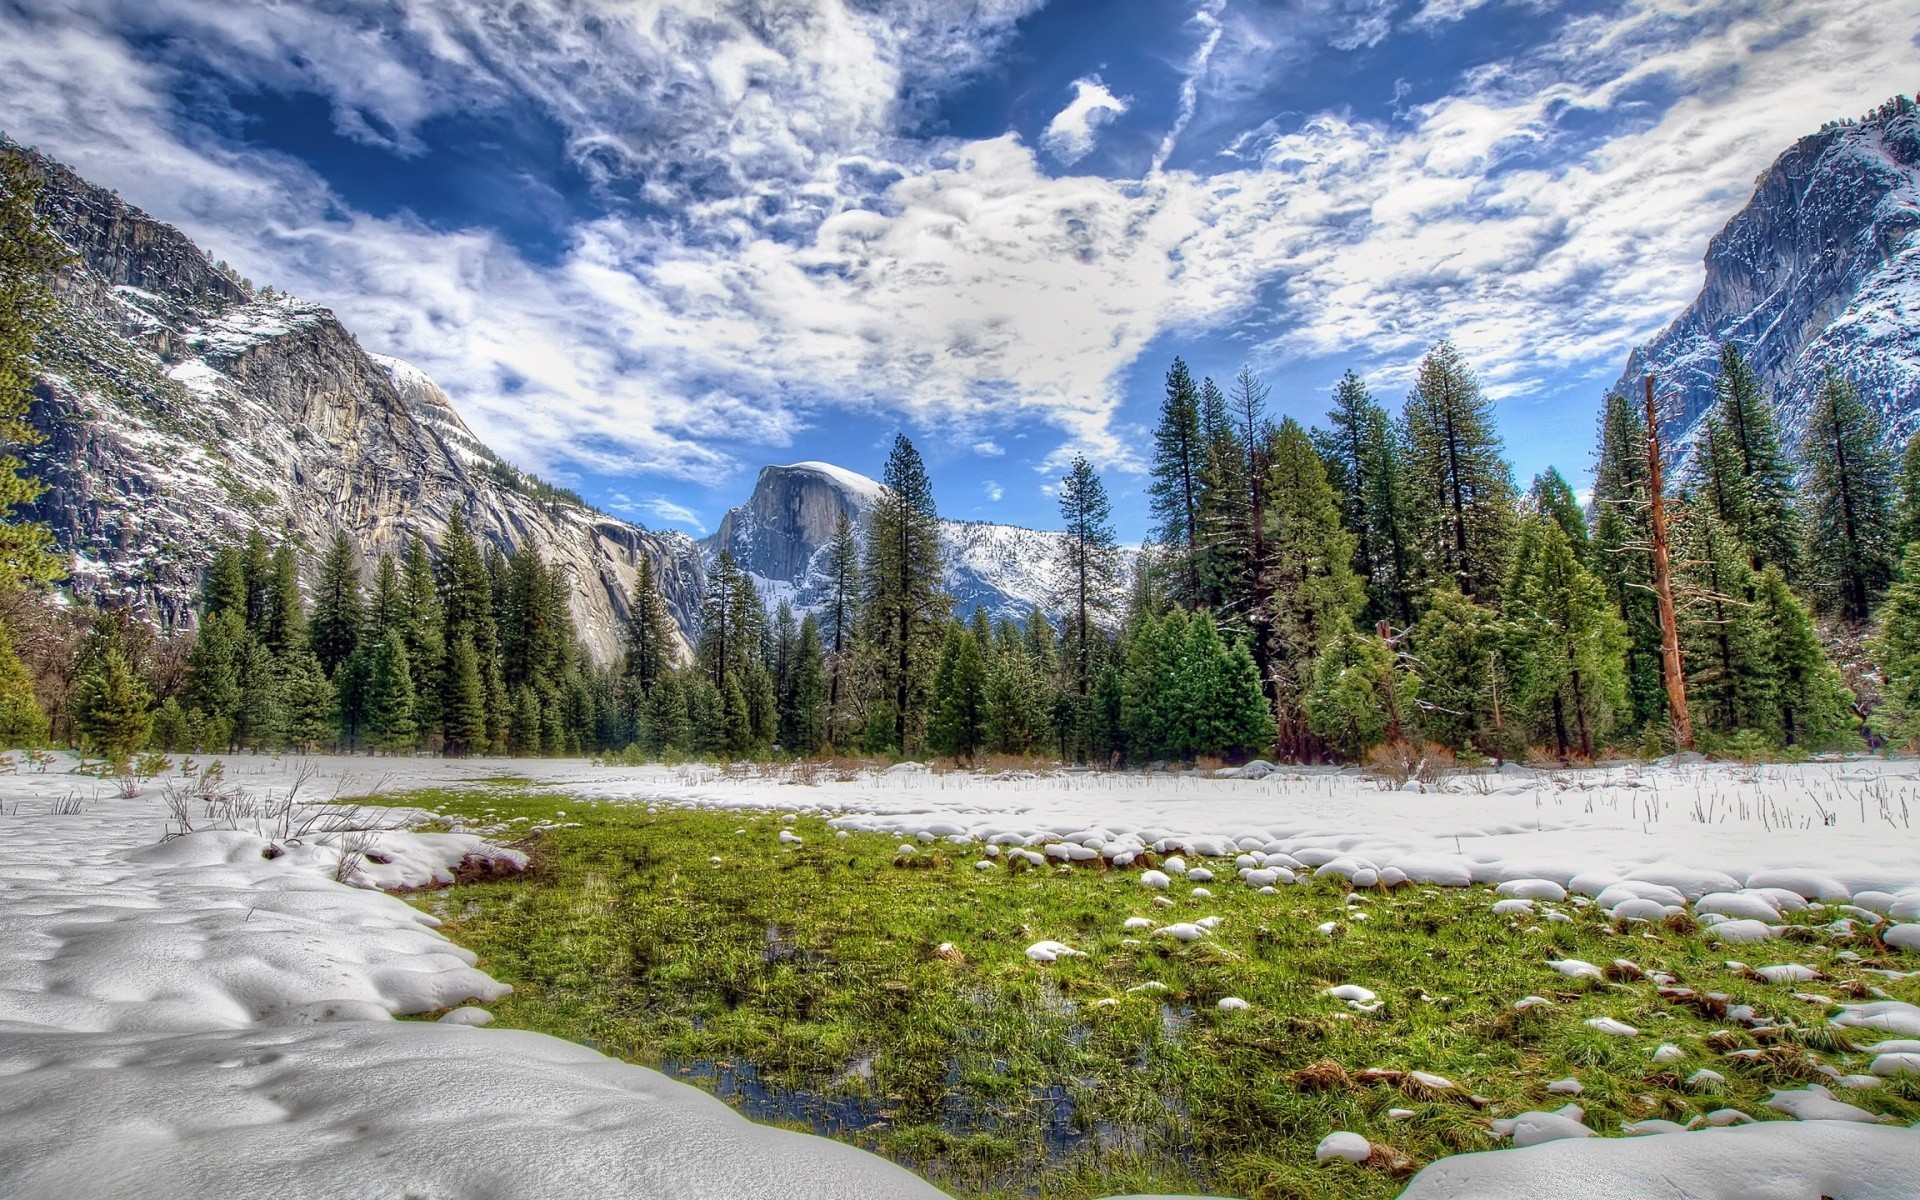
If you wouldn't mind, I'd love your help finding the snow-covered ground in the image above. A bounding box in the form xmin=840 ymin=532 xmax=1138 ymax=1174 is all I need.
xmin=3 ymin=751 xmax=1917 ymax=1198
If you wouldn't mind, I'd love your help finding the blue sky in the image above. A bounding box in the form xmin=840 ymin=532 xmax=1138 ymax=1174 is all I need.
xmin=2 ymin=0 xmax=1916 ymax=540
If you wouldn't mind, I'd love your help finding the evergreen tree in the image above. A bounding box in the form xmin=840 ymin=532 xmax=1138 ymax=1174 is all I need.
xmin=1402 ymin=340 xmax=1518 ymax=601
xmin=862 ymin=435 xmax=948 ymax=752
xmin=0 ymin=149 xmax=69 ymax=592
xmin=439 ymin=512 xmax=503 ymax=747
xmin=1195 ymin=376 xmax=1253 ymax=616
xmin=399 ymin=538 xmax=444 ymax=741
xmin=509 ymin=685 xmax=542 ymax=756
xmin=0 ymin=618 xmax=47 ymax=746
xmin=645 ymin=668 xmax=691 ymax=754
xmin=1262 ymin=418 xmax=1363 ymax=759
xmin=69 ymin=646 xmax=151 ymax=761
xmin=1411 ymin=585 xmax=1509 ymax=756
xmin=622 ymin=555 xmax=676 ymax=703
xmin=1502 ymin=513 xmax=1628 ymax=759
xmin=1529 ymin=468 xmax=1590 ymax=560
xmin=1230 ymin=366 xmax=1275 ymax=652
xmin=262 ymin=542 xmax=306 ymax=656
xmin=442 ymin=634 xmax=488 ymax=756
xmin=234 ymin=634 xmax=284 ymax=749
xmin=1897 ymin=431 xmax=1920 ymax=553
xmin=1801 ymin=372 xmax=1897 ymax=624
xmin=984 ymin=619 xmax=1045 ymax=755
xmin=1148 ymin=357 xmax=1206 ymax=606
xmin=334 ymin=645 xmax=373 ymax=751
xmin=784 ymin=616 xmax=826 ymax=754
xmin=1052 ymin=455 xmax=1121 ymax=724
xmin=364 ymin=631 xmax=416 ymax=752
xmin=1870 ymin=545 xmax=1920 ymax=749
xmin=1751 ymin=565 xmax=1856 ymax=749
xmin=1707 ymin=343 xmax=1801 ymax=576
xmin=928 ymin=623 xmax=987 ymax=761
xmin=1168 ymin=612 xmax=1271 ymax=759
xmin=1321 ymin=370 xmax=1417 ymax=624
xmin=182 ymin=608 xmax=245 ymax=744
xmin=202 ymin=545 xmax=248 ymax=622
xmin=822 ymin=510 xmax=860 ymax=747
xmin=241 ymin=531 xmax=272 ymax=636
xmin=1306 ymin=629 xmax=1412 ymax=759
xmin=367 ymin=554 xmax=405 ymax=640
xmin=1672 ymin=508 xmax=1768 ymax=737
xmin=281 ymin=649 xmax=337 ymax=752
xmin=1589 ymin=391 xmax=1665 ymax=731
xmin=310 ymin=532 xmax=363 ymax=676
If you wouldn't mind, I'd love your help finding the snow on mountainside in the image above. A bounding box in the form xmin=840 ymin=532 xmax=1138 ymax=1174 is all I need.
xmin=10 ymin=140 xmax=702 ymax=663
xmin=703 ymin=462 xmax=1129 ymax=626
xmin=1619 ymin=97 xmax=1920 ymax=464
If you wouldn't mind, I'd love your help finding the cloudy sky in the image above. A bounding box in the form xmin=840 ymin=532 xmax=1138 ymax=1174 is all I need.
xmin=2 ymin=0 xmax=1914 ymax=538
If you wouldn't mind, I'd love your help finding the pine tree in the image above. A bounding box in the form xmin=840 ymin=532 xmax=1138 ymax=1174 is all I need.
xmin=182 ymin=608 xmax=245 ymax=743
xmin=1752 ymin=565 xmax=1856 ymax=749
xmin=862 ymin=435 xmax=948 ymax=752
xmin=1306 ymin=629 xmax=1412 ymax=759
xmin=645 ymin=668 xmax=691 ymax=754
xmin=1052 ymin=455 xmax=1121 ymax=720
xmin=822 ymin=510 xmax=860 ymax=748
xmin=1801 ymin=372 xmax=1896 ymax=624
xmin=1195 ymin=376 xmax=1253 ymax=617
xmin=1263 ymin=418 xmax=1363 ymax=759
xmin=241 ymin=531 xmax=272 ymax=636
xmin=281 ymin=649 xmax=337 ymax=752
xmin=0 ymin=618 xmax=47 ymax=746
xmin=334 ymin=645 xmax=373 ymax=751
xmin=1502 ymin=513 xmax=1628 ymax=759
xmin=1411 ymin=584 xmax=1509 ymax=756
xmin=984 ymin=619 xmax=1044 ymax=755
xmin=1870 ymin=545 xmax=1920 ymax=749
xmin=1148 ymin=357 xmax=1206 ymax=606
xmin=262 ymin=542 xmax=306 ymax=656
xmin=785 ymin=615 xmax=826 ymax=754
xmin=364 ymin=631 xmax=416 ymax=752
xmin=0 ymin=149 xmax=69 ymax=592
xmin=442 ymin=634 xmax=488 ymax=756
xmin=439 ymin=512 xmax=502 ymax=748
xmin=1321 ymin=371 xmax=1416 ymax=624
xmin=1672 ymin=508 xmax=1768 ymax=737
xmin=928 ymin=623 xmax=987 ymax=761
xmin=234 ymin=634 xmax=285 ymax=750
xmin=1708 ymin=343 xmax=1801 ymax=576
xmin=1589 ymin=391 xmax=1665 ymax=731
xmin=203 ymin=545 xmax=248 ymax=622
xmin=310 ymin=532 xmax=363 ymax=676
xmin=399 ymin=538 xmax=443 ymax=741
xmin=367 ymin=554 xmax=405 ymax=640
xmin=1230 ymin=366 xmax=1275 ymax=653
xmin=509 ymin=685 xmax=542 ymax=756
xmin=1896 ymin=431 xmax=1920 ymax=553
xmin=69 ymin=646 xmax=151 ymax=761
xmin=1168 ymin=612 xmax=1270 ymax=759
xmin=620 ymin=556 xmax=676 ymax=705
xmin=1402 ymin=340 xmax=1518 ymax=601
xmin=1529 ymin=468 xmax=1590 ymax=561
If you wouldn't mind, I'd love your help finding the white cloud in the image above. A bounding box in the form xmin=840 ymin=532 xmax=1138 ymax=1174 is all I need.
xmin=609 ymin=492 xmax=708 ymax=533
xmin=971 ymin=439 xmax=1005 ymax=456
xmin=1041 ymin=77 xmax=1128 ymax=164
xmin=983 ymin=480 xmax=1004 ymax=501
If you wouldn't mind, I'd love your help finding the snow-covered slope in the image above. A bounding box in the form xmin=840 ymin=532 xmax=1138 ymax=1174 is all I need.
xmin=12 ymin=140 xmax=702 ymax=663
xmin=1618 ymin=96 xmax=1920 ymax=464
xmin=703 ymin=462 xmax=1130 ymax=625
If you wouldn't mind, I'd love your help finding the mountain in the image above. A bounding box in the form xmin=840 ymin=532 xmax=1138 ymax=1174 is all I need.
xmin=702 ymin=463 xmax=1113 ymax=625
xmin=11 ymin=140 xmax=703 ymax=663
xmin=1618 ymin=96 xmax=1920 ymax=463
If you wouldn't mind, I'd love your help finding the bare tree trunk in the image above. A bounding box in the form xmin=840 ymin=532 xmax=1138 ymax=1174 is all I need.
xmin=1645 ymin=374 xmax=1695 ymax=752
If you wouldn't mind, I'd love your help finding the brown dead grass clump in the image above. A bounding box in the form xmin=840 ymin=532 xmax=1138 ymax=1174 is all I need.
xmin=1290 ymin=1058 xmax=1351 ymax=1092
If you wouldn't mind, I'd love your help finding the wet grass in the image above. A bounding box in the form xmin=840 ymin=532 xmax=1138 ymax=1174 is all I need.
xmin=385 ymin=787 xmax=1920 ymax=1199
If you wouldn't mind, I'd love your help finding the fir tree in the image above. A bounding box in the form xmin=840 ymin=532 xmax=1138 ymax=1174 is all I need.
xmin=1052 ymin=455 xmax=1121 ymax=719
xmin=1411 ymin=585 xmax=1509 ymax=756
xmin=1148 ymin=357 xmax=1205 ymax=606
xmin=234 ymin=634 xmax=284 ymax=749
xmin=645 ymin=668 xmax=691 ymax=754
xmin=1305 ymin=629 xmax=1411 ymax=759
xmin=1589 ymin=391 xmax=1665 ymax=731
xmin=0 ymin=149 xmax=69 ymax=592
xmin=281 ymin=649 xmax=336 ymax=752
xmin=1502 ymin=513 xmax=1628 ymax=759
xmin=1194 ymin=376 xmax=1253 ymax=617
xmin=1752 ymin=565 xmax=1856 ymax=749
xmin=1708 ymin=343 xmax=1801 ymax=576
xmin=442 ymin=634 xmax=488 ymax=756
xmin=1529 ymin=468 xmax=1590 ymax=561
xmin=1230 ymin=366 xmax=1275 ymax=649
xmin=262 ymin=542 xmax=306 ymax=656
xmin=202 ymin=545 xmax=248 ymax=622
xmin=399 ymin=538 xmax=443 ymax=740
xmin=241 ymin=531 xmax=272 ymax=635
xmin=310 ymin=532 xmax=363 ymax=676
xmin=862 ymin=435 xmax=948 ymax=752
xmin=822 ymin=509 xmax=860 ymax=747
xmin=928 ymin=624 xmax=987 ymax=761
xmin=1672 ymin=508 xmax=1768 ymax=737
xmin=622 ymin=556 xmax=677 ymax=703
xmin=365 ymin=631 xmax=417 ymax=752
xmin=438 ymin=512 xmax=502 ymax=746
xmin=1870 ymin=545 xmax=1920 ymax=749
xmin=182 ymin=608 xmax=245 ymax=740
xmin=1402 ymin=340 xmax=1518 ymax=601
xmin=1321 ymin=370 xmax=1416 ymax=624
xmin=333 ymin=645 xmax=373 ymax=751
xmin=1896 ymin=431 xmax=1920 ymax=553
xmin=1262 ymin=418 xmax=1363 ymax=759
xmin=1801 ymin=372 xmax=1897 ymax=624
xmin=784 ymin=615 xmax=826 ymax=754
xmin=509 ymin=685 xmax=542 ymax=756
xmin=69 ymin=646 xmax=151 ymax=761
xmin=1169 ymin=613 xmax=1271 ymax=760
xmin=367 ymin=554 xmax=405 ymax=640
xmin=984 ymin=619 xmax=1045 ymax=755
xmin=0 ymin=618 xmax=47 ymax=746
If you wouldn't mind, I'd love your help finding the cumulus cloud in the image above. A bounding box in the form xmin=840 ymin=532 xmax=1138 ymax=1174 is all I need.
xmin=983 ymin=480 xmax=1004 ymax=501
xmin=1042 ymin=76 xmax=1129 ymax=164
xmin=0 ymin=0 xmax=1913 ymax=489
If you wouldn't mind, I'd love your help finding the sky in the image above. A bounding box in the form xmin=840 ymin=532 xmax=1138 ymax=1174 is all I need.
xmin=2 ymin=0 xmax=1916 ymax=541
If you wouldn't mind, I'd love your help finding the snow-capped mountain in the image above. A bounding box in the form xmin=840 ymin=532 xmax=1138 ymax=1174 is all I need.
xmin=14 ymin=140 xmax=703 ymax=663
xmin=702 ymin=462 xmax=1114 ymax=626
xmin=1618 ymin=96 xmax=1920 ymax=463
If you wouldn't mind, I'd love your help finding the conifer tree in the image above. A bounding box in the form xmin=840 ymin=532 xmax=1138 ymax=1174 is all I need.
xmin=1195 ymin=376 xmax=1253 ymax=616
xmin=234 ymin=634 xmax=284 ymax=749
xmin=1411 ymin=585 xmax=1509 ymax=756
xmin=1708 ymin=343 xmax=1801 ymax=576
xmin=399 ymin=538 xmax=443 ymax=740
xmin=862 ymin=435 xmax=948 ymax=752
xmin=1672 ymin=509 xmax=1767 ymax=736
xmin=182 ymin=608 xmax=245 ymax=745
xmin=1168 ymin=612 xmax=1270 ymax=759
xmin=645 ymin=668 xmax=691 ymax=754
xmin=0 ymin=617 xmax=47 ymax=746
xmin=1262 ymin=418 xmax=1363 ymax=759
xmin=1896 ymin=431 xmax=1920 ymax=553
xmin=1870 ymin=546 xmax=1920 ymax=749
xmin=1502 ymin=513 xmax=1627 ymax=759
xmin=310 ymin=532 xmax=363 ymax=676
xmin=442 ymin=634 xmax=488 ymax=756
xmin=202 ymin=545 xmax=248 ymax=621
xmin=1306 ymin=629 xmax=1411 ymax=759
xmin=822 ymin=510 xmax=860 ymax=747
xmin=262 ymin=542 xmax=306 ymax=656
xmin=984 ymin=619 xmax=1045 ymax=755
xmin=1402 ymin=340 xmax=1517 ymax=601
xmin=509 ymin=685 xmax=542 ymax=756
xmin=1321 ymin=371 xmax=1416 ymax=624
xmin=621 ymin=555 xmax=676 ymax=697
xmin=1529 ymin=468 xmax=1590 ymax=560
xmin=1801 ymin=372 xmax=1896 ymax=624
xmin=334 ymin=645 xmax=373 ymax=751
xmin=1053 ymin=455 xmax=1121 ymax=720
xmin=0 ymin=149 xmax=69 ymax=592
xmin=69 ymin=646 xmax=151 ymax=761
xmin=367 ymin=554 xmax=405 ymax=640
xmin=1589 ymin=391 xmax=1665 ymax=730
xmin=928 ymin=623 xmax=987 ymax=761
xmin=439 ymin=512 xmax=502 ymax=745
xmin=241 ymin=531 xmax=272 ymax=635
xmin=785 ymin=615 xmax=826 ymax=754
xmin=1148 ymin=357 xmax=1205 ymax=606
xmin=281 ymin=649 xmax=336 ymax=752
xmin=365 ymin=631 xmax=416 ymax=752
xmin=1230 ymin=366 xmax=1275 ymax=646
xmin=1752 ymin=564 xmax=1856 ymax=749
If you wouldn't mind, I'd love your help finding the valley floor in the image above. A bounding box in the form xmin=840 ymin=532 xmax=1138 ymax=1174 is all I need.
xmin=1 ymin=751 xmax=1918 ymax=1197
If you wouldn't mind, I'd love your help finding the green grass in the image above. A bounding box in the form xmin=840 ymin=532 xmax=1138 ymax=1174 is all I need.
xmin=384 ymin=787 xmax=1920 ymax=1200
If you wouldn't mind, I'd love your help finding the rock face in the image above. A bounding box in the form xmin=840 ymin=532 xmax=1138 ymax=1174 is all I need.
xmin=1618 ymin=97 xmax=1920 ymax=464
xmin=13 ymin=141 xmax=702 ymax=663
xmin=702 ymin=464 xmax=1106 ymax=625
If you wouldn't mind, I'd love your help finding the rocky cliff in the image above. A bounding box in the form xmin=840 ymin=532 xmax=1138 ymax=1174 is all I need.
xmin=702 ymin=463 xmax=1119 ymax=625
xmin=1618 ymin=96 xmax=1920 ymax=462
xmin=12 ymin=142 xmax=702 ymax=663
